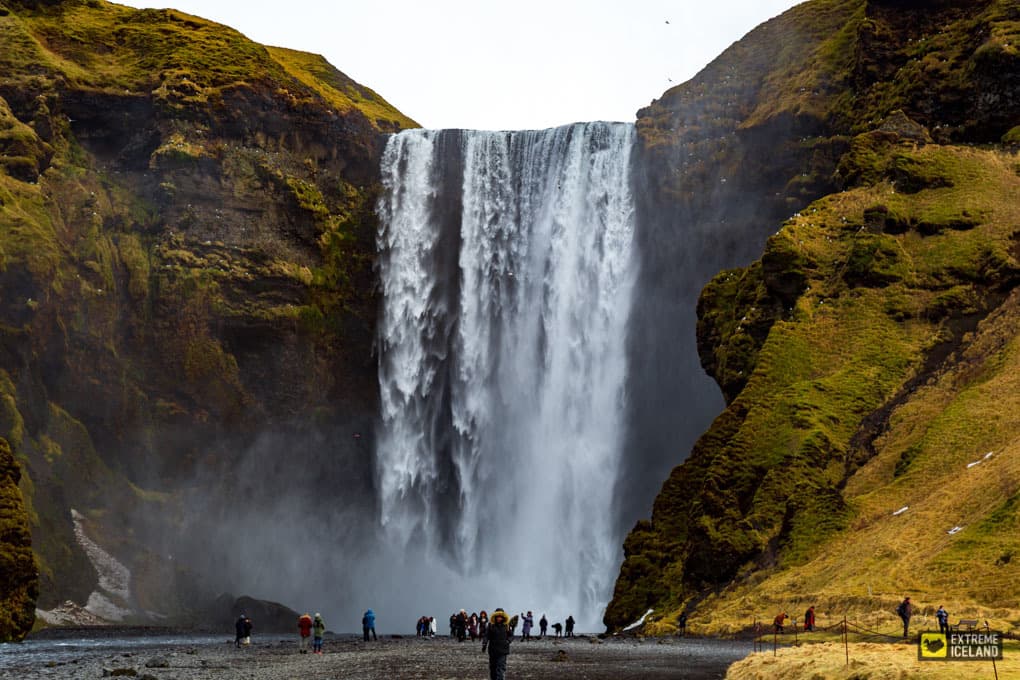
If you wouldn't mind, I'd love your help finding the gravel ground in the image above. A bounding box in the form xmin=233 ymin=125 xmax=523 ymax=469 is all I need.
xmin=1 ymin=633 xmax=752 ymax=679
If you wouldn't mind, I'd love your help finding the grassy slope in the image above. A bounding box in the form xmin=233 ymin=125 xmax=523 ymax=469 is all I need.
xmin=638 ymin=140 xmax=1020 ymax=637
xmin=607 ymin=0 xmax=1020 ymax=633
xmin=4 ymin=0 xmax=414 ymax=131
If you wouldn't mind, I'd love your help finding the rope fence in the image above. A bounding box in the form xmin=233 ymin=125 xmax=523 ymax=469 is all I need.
xmin=748 ymin=614 xmax=1002 ymax=677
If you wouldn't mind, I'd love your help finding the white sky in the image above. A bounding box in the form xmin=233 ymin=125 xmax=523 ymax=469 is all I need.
xmin=115 ymin=0 xmax=803 ymax=130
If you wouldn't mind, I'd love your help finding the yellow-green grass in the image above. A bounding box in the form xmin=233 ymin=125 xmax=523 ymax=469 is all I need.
xmin=727 ymin=640 xmax=1020 ymax=679
xmin=7 ymin=1 xmax=415 ymax=131
xmin=631 ymin=142 xmax=1020 ymax=636
xmin=267 ymin=47 xmax=418 ymax=131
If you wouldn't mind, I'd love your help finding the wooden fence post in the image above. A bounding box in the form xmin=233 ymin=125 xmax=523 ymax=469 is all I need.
xmin=843 ymin=616 xmax=849 ymax=667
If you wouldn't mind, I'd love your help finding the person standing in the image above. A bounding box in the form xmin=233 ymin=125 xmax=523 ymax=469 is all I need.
xmin=363 ymin=609 xmax=377 ymax=641
xmin=897 ymin=597 xmax=913 ymax=639
xmin=297 ymin=612 xmax=313 ymax=653
xmin=482 ymin=608 xmax=513 ymax=680
xmin=538 ymin=614 xmax=547 ymax=639
xmin=429 ymin=616 xmax=437 ymax=637
xmin=773 ymin=612 xmax=788 ymax=634
xmin=313 ymin=613 xmax=326 ymax=654
xmin=803 ymin=606 xmax=816 ymax=632
xmin=936 ymin=605 xmax=949 ymax=637
xmin=522 ymin=611 xmax=533 ymax=641
xmin=235 ymin=613 xmax=247 ymax=648
xmin=565 ymin=615 xmax=575 ymax=638
xmin=242 ymin=615 xmax=253 ymax=645
xmin=677 ymin=611 xmax=688 ymax=637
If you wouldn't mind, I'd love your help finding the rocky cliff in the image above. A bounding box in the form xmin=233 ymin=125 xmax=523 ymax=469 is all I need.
xmin=0 ymin=0 xmax=415 ymax=633
xmin=607 ymin=0 xmax=1020 ymax=631
xmin=0 ymin=437 xmax=37 ymax=641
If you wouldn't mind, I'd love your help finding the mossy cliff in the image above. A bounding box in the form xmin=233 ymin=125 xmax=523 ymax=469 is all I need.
xmin=0 ymin=437 xmax=37 ymax=641
xmin=0 ymin=0 xmax=415 ymax=627
xmin=608 ymin=0 xmax=1020 ymax=631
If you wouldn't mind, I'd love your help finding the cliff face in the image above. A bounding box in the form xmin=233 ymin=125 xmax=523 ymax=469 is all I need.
xmin=607 ymin=0 xmax=1020 ymax=631
xmin=0 ymin=438 xmax=36 ymax=640
xmin=0 ymin=0 xmax=415 ymax=623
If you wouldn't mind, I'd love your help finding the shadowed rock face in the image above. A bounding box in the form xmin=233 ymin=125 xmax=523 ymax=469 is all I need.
xmin=0 ymin=0 xmax=414 ymax=622
xmin=0 ymin=438 xmax=37 ymax=641
xmin=606 ymin=0 xmax=1020 ymax=631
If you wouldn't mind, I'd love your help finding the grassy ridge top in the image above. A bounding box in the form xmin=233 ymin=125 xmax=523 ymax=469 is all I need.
xmin=1 ymin=0 xmax=416 ymax=131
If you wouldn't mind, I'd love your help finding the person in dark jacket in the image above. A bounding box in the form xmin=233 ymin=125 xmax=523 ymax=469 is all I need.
xmin=482 ymin=608 xmax=513 ymax=680
xmin=538 ymin=614 xmax=547 ymax=638
xmin=565 ymin=615 xmax=575 ymax=638
xmin=362 ymin=609 xmax=377 ymax=641
xmin=235 ymin=614 xmax=247 ymax=647
xmin=677 ymin=611 xmax=688 ymax=637
xmin=936 ymin=605 xmax=949 ymax=637
xmin=897 ymin=597 xmax=913 ymax=639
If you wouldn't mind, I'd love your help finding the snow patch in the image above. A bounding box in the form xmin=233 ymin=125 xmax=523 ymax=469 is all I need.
xmin=70 ymin=508 xmax=133 ymax=621
xmin=35 ymin=600 xmax=107 ymax=626
xmin=966 ymin=451 xmax=995 ymax=469
xmin=623 ymin=609 xmax=654 ymax=631
xmin=892 ymin=506 xmax=909 ymax=516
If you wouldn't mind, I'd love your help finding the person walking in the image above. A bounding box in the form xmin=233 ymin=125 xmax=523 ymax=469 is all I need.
xmin=803 ymin=606 xmax=816 ymax=632
xmin=482 ymin=608 xmax=513 ymax=680
xmin=479 ymin=610 xmax=489 ymax=637
xmin=565 ymin=615 xmax=575 ymax=638
xmin=297 ymin=612 xmax=313 ymax=653
xmin=538 ymin=614 xmax=547 ymax=639
xmin=936 ymin=605 xmax=949 ymax=637
xmin=897 ymin=597 xmax=913 ymax=639
xmin=313 ymin=613 xmax=326 ymax=654
xmin=677 ymin=611 xmax=688 ymax=637
xmin=363 ymin=609 xmax=377 ymax=641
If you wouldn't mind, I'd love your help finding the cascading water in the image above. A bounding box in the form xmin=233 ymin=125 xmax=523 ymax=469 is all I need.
xmin=376 ymin=122 xmax=636 ymax=628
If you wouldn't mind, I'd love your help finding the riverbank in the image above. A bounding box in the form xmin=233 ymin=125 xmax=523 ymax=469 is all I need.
xmin=1 ymin=632 xmax=750 ymax=679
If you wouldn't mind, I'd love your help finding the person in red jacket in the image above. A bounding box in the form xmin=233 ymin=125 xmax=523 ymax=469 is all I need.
xmin=298 ymin=613 xmax=313 ymax=653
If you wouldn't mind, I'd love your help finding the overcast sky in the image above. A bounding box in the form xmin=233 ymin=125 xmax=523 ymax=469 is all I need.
xmin=116 ymin=0 xmax=803 ymax=130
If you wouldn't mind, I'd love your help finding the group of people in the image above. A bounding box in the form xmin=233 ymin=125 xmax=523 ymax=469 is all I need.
xmin=415 ymin=615 xmax=438 ymax=637
xmin=897 ymin=596 xmax=951 ymax=639
xmin=769 ymin=597 xmax=949 ymax=640
xmin=296 ymin=612 xmax=326 ymax=653
xmin=445 ymin=609 xmax=575 ymax=642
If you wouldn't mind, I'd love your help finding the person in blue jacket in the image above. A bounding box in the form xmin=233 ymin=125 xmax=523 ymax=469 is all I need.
xmin=362 ymin=609 xmax=377 ymax=641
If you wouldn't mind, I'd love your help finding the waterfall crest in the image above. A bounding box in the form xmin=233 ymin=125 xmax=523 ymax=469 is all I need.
xmin=376 ymin=122 xmax=636 ymax=626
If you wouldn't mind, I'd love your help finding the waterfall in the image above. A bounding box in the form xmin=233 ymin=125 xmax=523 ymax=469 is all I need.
xmin=376 ymin=122 xmax=636 ymax=627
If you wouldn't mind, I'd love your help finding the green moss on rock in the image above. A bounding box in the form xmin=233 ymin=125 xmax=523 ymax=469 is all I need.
xmin=0 ymin=437 xmax=38 ymax=641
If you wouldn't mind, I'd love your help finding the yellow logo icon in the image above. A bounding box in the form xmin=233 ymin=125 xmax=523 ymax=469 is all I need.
xmin=920 ymin=633 xmax=948 ymax=659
